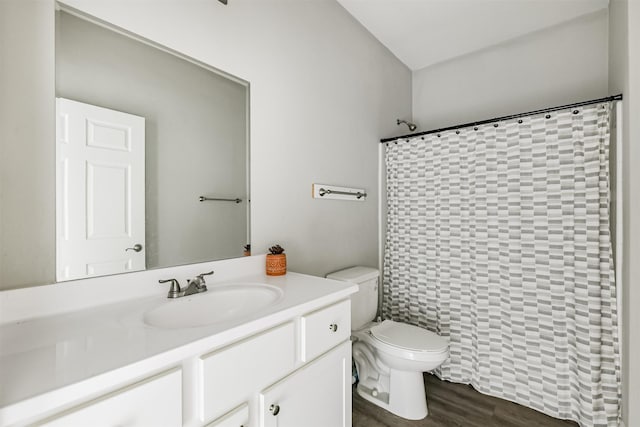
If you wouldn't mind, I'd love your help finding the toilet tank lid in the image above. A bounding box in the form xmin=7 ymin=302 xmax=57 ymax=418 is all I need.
xmin=326 ymin=266 xmax=379 ymax=283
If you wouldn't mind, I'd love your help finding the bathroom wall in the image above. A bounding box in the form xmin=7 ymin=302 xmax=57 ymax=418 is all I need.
xmin=0 ymin=0 xmax=411 ymax=290
xmin=56 ymin=11 xmax=248 ymax=268
xmin=609 ymin=1 xmax=640 ymax=425
xmin=0 ymin=0 xmax=56 ymax=289
xmin=412 ymin=10 xmax=609 ymax=129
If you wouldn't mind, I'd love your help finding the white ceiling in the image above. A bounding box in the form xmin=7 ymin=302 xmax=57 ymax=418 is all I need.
xmin=337 ymin=0 xmax=609 ymax=71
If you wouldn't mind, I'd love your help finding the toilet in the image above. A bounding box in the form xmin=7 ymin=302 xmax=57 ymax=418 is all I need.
xmin=326 ymin=266 xmax=449 ymax=420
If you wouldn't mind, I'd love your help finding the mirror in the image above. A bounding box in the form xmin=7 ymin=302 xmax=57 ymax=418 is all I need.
xmin=54 ymin=10 xmax=249 ymax=281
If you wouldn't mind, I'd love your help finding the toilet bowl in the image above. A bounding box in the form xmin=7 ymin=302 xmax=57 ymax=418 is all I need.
xmin=325 ymin=266 xmax=449 ymax=421
xmin=352 ymin=320 xmax=448 ymax=420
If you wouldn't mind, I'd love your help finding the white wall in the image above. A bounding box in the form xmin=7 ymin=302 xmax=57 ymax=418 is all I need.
xmin=412 ymin=10 xmax=609 ymax=129
xmin=0 ymin=0 xmax=411 ymax=289
xmin=0 ymin=0 xmax=56 ymax=290
xmin=56 ymin=12 xmax=248 ymax=269
xmin=609 ymin=1 xmax=640 ymax=425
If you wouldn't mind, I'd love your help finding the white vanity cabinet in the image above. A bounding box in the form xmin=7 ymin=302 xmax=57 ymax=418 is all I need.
xmin=0 ymin=267 xmax=357 ymax=427
xmin=259 ymin=341 xmax=351 ymax=427
xmin=200 ymin=300 xmax=352 ymax=427
xmin=36 ymin=369 xmax=182 ymax=427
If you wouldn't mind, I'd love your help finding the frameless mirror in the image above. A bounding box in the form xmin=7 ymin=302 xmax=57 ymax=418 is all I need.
xmin=54 ymin=10 xmax=250 ymax=281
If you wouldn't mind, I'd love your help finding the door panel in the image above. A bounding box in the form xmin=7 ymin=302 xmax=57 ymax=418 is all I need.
xmin=56 ymin=98 xmax=145 ymax=281
xmin=86 ymin=162 xmax=130 ymax=238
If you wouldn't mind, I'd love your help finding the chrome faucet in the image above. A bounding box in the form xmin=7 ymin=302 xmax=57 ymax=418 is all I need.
xmin=158 ymin=271 xmax=214 ymax=299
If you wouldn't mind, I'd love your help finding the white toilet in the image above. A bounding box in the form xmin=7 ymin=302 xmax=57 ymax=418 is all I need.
xmin=326 ymin=266 xmax=449 ymax=420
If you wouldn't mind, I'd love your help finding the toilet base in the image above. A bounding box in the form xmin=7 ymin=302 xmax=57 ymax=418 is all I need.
xmin=356 ymin=369 xmax=428 ymax=420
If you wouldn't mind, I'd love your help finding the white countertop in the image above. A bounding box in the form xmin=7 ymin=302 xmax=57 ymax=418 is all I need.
xmin=0 ymin=260 xmax=358 ymax=425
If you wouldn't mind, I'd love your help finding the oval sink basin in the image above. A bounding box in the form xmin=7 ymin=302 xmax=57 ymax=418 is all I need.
xmin=144 ymin=283 xmax=283 ymax=329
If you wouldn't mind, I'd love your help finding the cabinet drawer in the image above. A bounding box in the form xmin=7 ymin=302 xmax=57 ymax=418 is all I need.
xmin=205 ymin=403 xmax=249 ymax=427
xmin=201 ymin=322 xmax=295 ymax=423
xmin=37 ymin=369 xmax=182 ymax=427
xmin=301 ymin=299 xmax=350 ymax=362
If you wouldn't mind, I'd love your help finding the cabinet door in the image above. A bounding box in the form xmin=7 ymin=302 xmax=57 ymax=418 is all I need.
xmin=259 ymin=341 xmax=351 ymax=427
xmin=37 ymin=369 xmax=181 ymax=427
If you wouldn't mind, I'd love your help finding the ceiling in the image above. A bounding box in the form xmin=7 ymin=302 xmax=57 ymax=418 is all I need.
xmin=336 ymin=0 xmax=609 ymax=71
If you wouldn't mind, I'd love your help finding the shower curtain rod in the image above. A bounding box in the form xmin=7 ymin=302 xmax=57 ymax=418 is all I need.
xmin=380 ymin=94 xmax=623 ymax=143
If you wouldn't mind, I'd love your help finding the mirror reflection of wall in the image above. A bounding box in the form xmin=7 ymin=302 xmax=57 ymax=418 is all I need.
xmin=55 ymin=11 xmax=249 ymax=281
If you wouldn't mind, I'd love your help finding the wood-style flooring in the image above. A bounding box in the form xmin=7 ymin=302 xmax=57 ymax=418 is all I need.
xmin=352 ymin=374 xmax=579 ymax=427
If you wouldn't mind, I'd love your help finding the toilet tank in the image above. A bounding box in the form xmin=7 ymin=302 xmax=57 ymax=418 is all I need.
xmin=326 ymin=266 xmax=379 ymax=330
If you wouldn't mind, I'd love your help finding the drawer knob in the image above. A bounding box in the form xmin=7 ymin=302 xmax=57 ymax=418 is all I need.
xmin=329 ymin=323 xmax=338 ymax=332
xmin=269 ymin=404 xmax=280 ymax=416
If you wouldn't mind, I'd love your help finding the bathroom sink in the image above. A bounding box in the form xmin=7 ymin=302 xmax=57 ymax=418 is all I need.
xmin=144 ymin=283 xmax=283 ymax=329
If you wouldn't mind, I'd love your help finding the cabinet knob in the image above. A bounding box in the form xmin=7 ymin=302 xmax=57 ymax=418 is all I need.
xmin=269 ymin=404 xmax=280 ymax=416
xmin=329 ymin=323 xmax=338 ymax=332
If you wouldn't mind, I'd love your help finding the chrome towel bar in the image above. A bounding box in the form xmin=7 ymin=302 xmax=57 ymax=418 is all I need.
xmin=319 ymin=188 xmax=367 ymax=199
xmin=199 ymin=196 xmax=242 ymax=203
xmin=311 ymin=183 xmax=367 ymax=201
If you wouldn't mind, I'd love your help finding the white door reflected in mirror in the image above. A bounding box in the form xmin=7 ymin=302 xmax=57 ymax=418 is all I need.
xmin=56 ymin=98 xmax=146 ymax=281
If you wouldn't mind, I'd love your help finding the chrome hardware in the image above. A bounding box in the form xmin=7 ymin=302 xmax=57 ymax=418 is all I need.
xmin=318 ymin=188 xmax=366 ymax=199
xmin=197 ymin=271 xmax=214 ymax=281
xmin=329 ymin=323 xmax=338 ymax=332
xmin=159 ymin=278 xmax=182 ymax=299
xmin=269 ymin=404 xmax=280 ymax=416
xmin=182 ymin=270 xmax=214 ymax=297
xmin=159 ymin=271 xmax=214 ymax=299
xmin=199 ymin=196 xmax=242 ymax=203
xmin=125 ymin=244 xmax=143 ymax=252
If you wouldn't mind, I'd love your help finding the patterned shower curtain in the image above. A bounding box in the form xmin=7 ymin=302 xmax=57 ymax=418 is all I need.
xmin=382 ymin=103 xmax=620 ymax=427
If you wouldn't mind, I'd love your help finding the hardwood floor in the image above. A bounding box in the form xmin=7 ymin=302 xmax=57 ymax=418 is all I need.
xmin=352 ymin=374 xmax=579 ymax=427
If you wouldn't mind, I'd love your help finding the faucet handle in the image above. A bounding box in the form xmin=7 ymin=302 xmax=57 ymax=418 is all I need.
xmin=159 ymin=278 xmax=182 ymax=298
xmin=197 ymin=271 xmax=214 ymax=283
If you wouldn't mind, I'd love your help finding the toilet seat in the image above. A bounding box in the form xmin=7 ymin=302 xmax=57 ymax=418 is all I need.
xmin=369 ymin=320 xmax=448 ymax=360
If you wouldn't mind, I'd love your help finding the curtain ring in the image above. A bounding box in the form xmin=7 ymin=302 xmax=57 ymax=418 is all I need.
xmin=518 ymin=119 xmax=523 ymax=124
xmin=573 ymin=110 xmax=579 ymax=114
xmin=455 ymin=130 xmax=460 ymax=134
xmin=545 ymin=114 xmax=551 ymax=119
xmin=493 ymin=123 xmax=498 ymax=127
xmin=474 ymin=127 xmax=478 ymax=131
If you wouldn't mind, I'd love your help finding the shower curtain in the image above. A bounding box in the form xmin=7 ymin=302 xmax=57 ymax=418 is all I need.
xmin=383 ymin=103 xmax=620 ymax=427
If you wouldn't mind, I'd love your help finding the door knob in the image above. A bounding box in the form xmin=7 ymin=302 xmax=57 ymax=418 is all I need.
xmin=329 ymin=323 xmax=338 ymax=332
xmin=269 ymin=404 xmax=280 ymax=416
xmin=125 ymin=244 xmax=143 ymax=252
